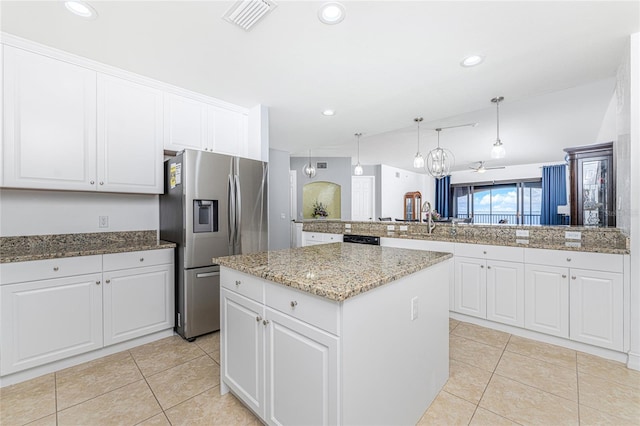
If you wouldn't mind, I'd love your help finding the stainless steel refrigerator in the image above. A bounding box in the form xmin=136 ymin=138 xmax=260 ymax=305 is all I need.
xmin=159 ymin=149 xmax=268 ymax=341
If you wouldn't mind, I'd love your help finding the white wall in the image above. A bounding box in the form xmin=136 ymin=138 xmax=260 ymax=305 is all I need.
xmin=450 ymin=162 xmax=544 ymax=185
xmin=380 ymin=165 xmax=432 ymax=220
xmin=0 ymin=189 xmax=158 ymax=236
xmin=628 ymin=32 xmax=640 ymax=371
xmin=268 ymin=148 xmax=291 ymax=250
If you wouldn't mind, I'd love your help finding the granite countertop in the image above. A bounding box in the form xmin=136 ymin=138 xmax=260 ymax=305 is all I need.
xmin=213 ymin=243 xmax=452 ymax=302
xmin=0 ymin=231 xmax=176 ymax=263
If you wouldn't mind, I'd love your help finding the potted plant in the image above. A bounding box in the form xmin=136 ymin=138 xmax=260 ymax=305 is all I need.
xmin=312 ymin=201 xmax=329 ymax=219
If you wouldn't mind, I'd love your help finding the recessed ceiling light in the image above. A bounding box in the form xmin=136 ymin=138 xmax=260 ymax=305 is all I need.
xmin=64 ymin=1 xmax=98 ymax=19
xmin=322 ymin=109 xmax=335 ymax=116
xmin=460 ymin=54 xmax=484 ymax=67
xmin=318 ymin=2 xmax=346 ymax=25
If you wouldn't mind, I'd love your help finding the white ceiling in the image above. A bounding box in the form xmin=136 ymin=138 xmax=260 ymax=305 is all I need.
xmin=1 ymin=1 xmax=638 ymax=172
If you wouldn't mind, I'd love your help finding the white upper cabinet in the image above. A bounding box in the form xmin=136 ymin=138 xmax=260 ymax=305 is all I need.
xmin=3 ymin=46 xmax=97 ymax=191
xmin=208 ymin=105 xmax=248 ymax=158
xmin=163 ymin=93 xmax=209 ymax=152
xmin=97 ymin=74 xmax=163 ymax=193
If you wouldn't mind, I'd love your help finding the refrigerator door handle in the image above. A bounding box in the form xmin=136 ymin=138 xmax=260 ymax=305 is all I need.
xmin=234 ymin=174 xmax=242 ymax=247
xmin=196 ymin=271 xmax=220 ymax=278
xmin=228 ymin=174 xmax=235 ymax=246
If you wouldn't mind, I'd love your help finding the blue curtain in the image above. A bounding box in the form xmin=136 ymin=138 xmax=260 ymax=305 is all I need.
xmin=540 ymin=165 xmax=567 ymax=225
xmin=435 ymin=176 xmax=451 ymax=218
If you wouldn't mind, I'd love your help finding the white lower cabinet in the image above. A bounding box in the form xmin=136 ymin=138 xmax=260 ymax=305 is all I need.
xmin=265 ymin=307 xmax=338 ymax=426
xmin=103 ymin=250 xmax=174 ymax=346
xmin=0 ymin=249 xmax=174 ymax=376
xmin=453 ymin=244 xmax=525 ymax=327
xmin=524 ymin=264 xmax=569 ymax=338
xmin=221 ymin=271 xmax=338 ymax=425
xmin=302 ymin=232 xmax=342 ymax=246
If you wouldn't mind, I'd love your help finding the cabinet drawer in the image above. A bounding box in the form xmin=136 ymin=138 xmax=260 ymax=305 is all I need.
xmin=524 ymin=249 xmax=623 ymax=273
xmin=103 ymin=248 xmax=173 ymax=271
xmin=0 ymin=255 xmax=102 ymax=285
xmin=455 ymin=243 xmax=523 ymax=262
xmin=221 ymin=268 xmax=264 ymax=303
xmin=265 ymin=282 xmax=339 ymax=335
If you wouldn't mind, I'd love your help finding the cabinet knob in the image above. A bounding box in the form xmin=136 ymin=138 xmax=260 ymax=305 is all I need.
xmin=95 ymin=280 xmax=101 ymax=285
xmin=290 ymin=301 xmax=298 ymax=308
xmin=483 ymin=251 xmax=487 ymax=255
xmin=90 ymin=180 xmax=95 ymax=185
xmin=487 ymin=266 xmax=491 ymax=269
xmin=53 ymin=267 xmax=59 ymax=271
xmin=99 ymin=181 xmax=104 ymax=185
xmin=105 ymin=279 xmax=111 ymax=284
xmin=562 ymin=274 xmax=567 ymax=278
xmin=263 ymin=319 xmax=270 ymax=326
xmin=566 ymin=258 xmax=572 ymax=262
xmin=571 ymin=276 xmax=576 ymax=280
xmin=235 ymin=280 xmax=241 ymax=286
xmin=480 ymin=265 xmax=484 ymax=269
xmin=139 ymin=258 xmax=144 ymax=262
xmin=256 ymin=316 xmax=261 ymax=322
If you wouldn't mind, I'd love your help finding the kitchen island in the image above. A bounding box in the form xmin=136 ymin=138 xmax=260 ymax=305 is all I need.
xmin=213 ymin=243 xmax=452 ymax=426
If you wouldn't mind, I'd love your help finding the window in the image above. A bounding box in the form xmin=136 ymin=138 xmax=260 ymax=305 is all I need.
xmin=452 ymin=179 xmax=542 ymax=225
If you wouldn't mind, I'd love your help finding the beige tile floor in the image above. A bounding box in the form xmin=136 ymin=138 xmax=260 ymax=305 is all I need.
xmin=1 ymin=319 xmax=639 ymax=425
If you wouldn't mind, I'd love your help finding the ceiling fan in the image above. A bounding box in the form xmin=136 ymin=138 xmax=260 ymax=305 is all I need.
xmin=469 ymin=161 xmax=506 ymax=173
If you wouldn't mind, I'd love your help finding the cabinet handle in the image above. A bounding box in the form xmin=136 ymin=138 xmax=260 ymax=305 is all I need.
xmin=263 ymin=319 xmax=270 ymax=326
xmin=571 ymin=276 xmax=576 ymax=280
xmin=105 ymin=279 xmax=111 ymax=284
xmin=290 ymin=301 xmax=298 ymax=308
xmin=53 ymin=267 xmax=59 ymax=271
xmin=566 ymin=258 xmax=572 ymax=262
xmin=256 ymin=316 xmax=261 ymax=322
xmin=562 ymin=274 xmax=567 ymax=278
xmin=90 ymin=180 xmax=95 ymax=185
xmin=95 ymin=280 xmax=101 ymax=285
xmin=235 ymin=280 xmax=241 ymax=286
xmin=99 ymin=181 xmax=104 ymax=185
xmin=140 ymin=258 xmax=144 ymax=262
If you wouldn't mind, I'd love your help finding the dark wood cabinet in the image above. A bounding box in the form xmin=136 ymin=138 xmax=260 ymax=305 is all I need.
xmin=404 ymin=191 xmax=422 ymax=221
xmin=564 ymin=142 xmax=615 ymax=227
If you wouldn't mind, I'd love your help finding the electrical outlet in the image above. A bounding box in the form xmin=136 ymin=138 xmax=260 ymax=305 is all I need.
xmin=515 ymin=230 xmax=529 ymax=238
xmin=345 ymin=223 xmax=352 ymax=229
xmin=387 ymin=225 xmax=395 ymax=231
xmin=399 ymin=225 xmax=408 ymax=231
xmin=99 ymin=216 xmax=109 ymax=228
xmin=411 ymin=297 xmax=419 ymax=320
xmin=516 ymin=239 xmax=530 ymax=245
xmin=565 ymin=231 xmax=582 ymax=240
xmin=280 ymin=212 xmax=286 ymax=220
xmin=565 ymin=241 xmax=581 ymax=248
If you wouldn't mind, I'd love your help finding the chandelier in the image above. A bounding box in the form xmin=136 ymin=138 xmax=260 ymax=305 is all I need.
xmin=301 ymin=150 xmax=316 ymax=178
xmin=413 ymin=117 xmax=425 ymax=168
xmin=353 ymin=133 xmax=363 ymax=176
xmin=491 ymin=96 xmax=506 ymax=159
xmin=425 ymin=128 xmax=455 ymax=179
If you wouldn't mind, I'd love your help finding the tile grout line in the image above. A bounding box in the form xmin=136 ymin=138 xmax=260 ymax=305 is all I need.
xmin=128 ymin=348 xmax=167 ymax=424
xmin=575 ymin=350 xmax=581 ymax=425
xmin=54 ymin=372 xmax=59 ymax=426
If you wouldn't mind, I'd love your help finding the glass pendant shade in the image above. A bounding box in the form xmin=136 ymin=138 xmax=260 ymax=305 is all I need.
xmin=413 ymin=117 xmax=424 ymax=169
xmin=302 ymin=150 xmax=316 ymax=178
xmin=490 ymin=96 xmax=506 ymax=159
xmin=491 ymin=140 xmax=506 ymax=159
xmin=353 ymin=132 xmax=364 ymax=176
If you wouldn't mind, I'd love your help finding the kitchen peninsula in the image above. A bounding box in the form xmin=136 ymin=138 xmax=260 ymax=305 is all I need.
xmin=214 ymin=243 xmax=452 ymax=425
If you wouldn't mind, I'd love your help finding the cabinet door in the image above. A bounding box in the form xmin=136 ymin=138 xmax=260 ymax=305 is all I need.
xmin=486 ymin=261 xmax=525 ymax=327
xmin=0 ymin=273 xmax=103 ymax=375
xmin=454 ymin=257 xmax=486 ymax=318
xmin=221 ymin=288 xmax=265 ymax=418
xmin=265 ymin=307 xmax=338 ymax=426
xmin=103 ymin=264 xmax=174 ymax=346
xmin=524 ymin=265 xmax=569 ymax=338
xmin=97 ymin=74 xmax=163 ymax=193
xmin=209 ymin=106 xmax=248 ymax=157
xmin=3 ymin=46 xmax=97 ymax=191
xmin=570 ymin=269 xmax=623 ymax=350
xmin=163 ymin=93 xmax=208 ymax=152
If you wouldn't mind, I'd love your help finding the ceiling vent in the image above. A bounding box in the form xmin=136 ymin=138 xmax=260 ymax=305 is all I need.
xmin=223 ymin=0 xmax=278 ymax=31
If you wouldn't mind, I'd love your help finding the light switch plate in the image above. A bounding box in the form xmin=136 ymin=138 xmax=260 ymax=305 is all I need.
xmin=387 ymin=225 xmax=395 ymax=231
xmin=399 ymin=225 xmax=408 ymax=231
xmin=516 ymin=230 xmax=529 ymax=238
xmin=516 ymin=239 xmax=530 ymax=245
xmin=565 ymin=241 xmax=581 ymax=248
xmin=565 ymin=231 xmax=582 ymax=240
xmin=345 ymin=223 xmax=352 ymax=229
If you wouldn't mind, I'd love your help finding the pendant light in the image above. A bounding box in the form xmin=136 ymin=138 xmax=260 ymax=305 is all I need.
xmin=353 ymin=132 xmax=364 ymax=176
xmin=491 ymin=96 xmax=506 ymax=159
xmin=426 ymin=128 xmax=455 ymax=179
xmin=302 ymin=150 xmax=316 ymax=178
xmin=412 ymin=117 xmax=425 ymax=168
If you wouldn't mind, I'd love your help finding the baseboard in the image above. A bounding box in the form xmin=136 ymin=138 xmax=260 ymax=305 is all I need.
xmin=627 ymin=351 xmax=640 ymax=371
